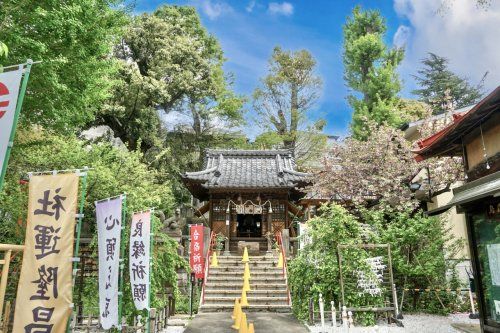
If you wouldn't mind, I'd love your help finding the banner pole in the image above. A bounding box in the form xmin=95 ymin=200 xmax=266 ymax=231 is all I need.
xmin=117 ymin=194 xmax=127 ymax=332
xmin=66 ymin=168 xmax=89 ymax=333
xmin=146 ymin=213 xmax=154 ymax=333
xmin=0 ymin=60 xmax=33 ymax=192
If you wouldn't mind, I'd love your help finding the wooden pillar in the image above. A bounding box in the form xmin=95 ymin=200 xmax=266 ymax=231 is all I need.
xmin=0 ymin=250 xmax=12 ymax=321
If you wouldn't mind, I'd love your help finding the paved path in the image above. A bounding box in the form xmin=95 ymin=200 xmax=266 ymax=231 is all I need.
xmin=184 ymin=312 xmax=309 ymax=333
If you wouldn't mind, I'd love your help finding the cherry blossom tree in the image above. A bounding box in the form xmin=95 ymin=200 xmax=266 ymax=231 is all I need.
xmin=313 ymin=120 xmax=463 ymax=211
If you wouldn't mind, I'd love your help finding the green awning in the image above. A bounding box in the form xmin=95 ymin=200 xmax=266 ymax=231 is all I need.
xmin=427 ymin=171 xmax=500 ymax=216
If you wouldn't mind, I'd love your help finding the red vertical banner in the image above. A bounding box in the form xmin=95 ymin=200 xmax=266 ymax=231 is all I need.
xmin=189 ymin=224 xmax=205 ymax=279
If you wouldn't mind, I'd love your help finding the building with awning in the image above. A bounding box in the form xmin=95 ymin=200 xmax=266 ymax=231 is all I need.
xmin=415 ymin=86 xmax=500 ymax=333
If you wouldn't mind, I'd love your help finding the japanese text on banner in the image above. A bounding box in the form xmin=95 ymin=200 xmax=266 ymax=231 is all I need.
xmin=189 ymin=225 xmax=205 ymax=279
xmin=96 ymin=197 xmax=123 ymax=329
xmin=130 ymin=211 xmax=151 ymax=310
xmin=13 ymin=173 xmax=79 ymax=333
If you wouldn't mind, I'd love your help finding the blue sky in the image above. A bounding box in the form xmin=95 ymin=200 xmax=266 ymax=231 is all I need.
xmin=134 ymin=0 xmax=500 ymax=138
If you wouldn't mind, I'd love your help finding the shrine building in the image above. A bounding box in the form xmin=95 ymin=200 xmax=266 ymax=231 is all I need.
xmin=181 ymin=149 xmax=311 ymax=253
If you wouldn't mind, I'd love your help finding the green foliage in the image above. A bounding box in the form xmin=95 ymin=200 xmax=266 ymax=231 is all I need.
xmin=0 ymin=127 xmax=188 ymax=319
xmin=412 ymin=53 xmax=484 ymax=114
xmin=99 ymin=5 xmax=246 ymax=203
xmin=100 ymin=5 xmax=245 ymax=152
xmin=343 ymin=6 xmax=404 ymax=139
xmin=0 ymin=41 xmax=8 ymax=59
xmin=0 ymin=127 xmax=173 ymax=243
xmin=289 ymin=204 xmax=466 ymax=324
xmin=0 ymin=0 xmax=128 ymax=131
xmin=289 ymin=204 xmax=381 ymax=325
xmin=253 ymin=46 xmax=323 ymax=152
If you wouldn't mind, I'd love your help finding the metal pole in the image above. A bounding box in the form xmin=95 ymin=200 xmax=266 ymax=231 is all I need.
xmin=0 ymin=60 xmax=33 ymax=192
xmin=66 ymin=168 xmax=89 ymax=333
xmin=147 ymin=214 xmax=154 ymax=333
xmin=117 ymin=194 xmax=127 ymax=331
xmin=189 ymin=273 xmax=195 ymax=317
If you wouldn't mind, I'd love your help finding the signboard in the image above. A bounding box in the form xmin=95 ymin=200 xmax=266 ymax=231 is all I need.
xmin=130 ymin=211 xmax=151 ymax=310
xmin=235 ymin=204 xmax=263 ymax=215
xmin=356 ymin=256 xmax=386 ymax=296
xmin=96 ymin=197 xmax=123 ymax=329
xmin=189 ymin=225 xmax=205 ymax=279
xmin=0 ymin=68 xmax=23 ymax=178
xmin=13 ymin=173 xmax=79 ymax=333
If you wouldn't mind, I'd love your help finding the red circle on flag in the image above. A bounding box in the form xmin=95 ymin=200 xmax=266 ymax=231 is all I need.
xmin=0 ymin=82 xmax=10 ymax=119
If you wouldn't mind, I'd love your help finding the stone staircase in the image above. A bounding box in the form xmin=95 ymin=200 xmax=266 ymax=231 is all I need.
xmin=200 ymin=255 xmax=291 ymax=313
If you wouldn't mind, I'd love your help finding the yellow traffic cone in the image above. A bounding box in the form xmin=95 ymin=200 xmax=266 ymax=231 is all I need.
xmin=248 ymin=322 xmax=255 ymax=333
xmin=277 ymin=251 xmax=283 ymax=268
xmin=244 ymin=262 xmax=251 ymax=280
xmin=210 ymin=251 xmax=218 ymax=268
xmin=242 ymin=247 xmax=249 ymax=263
xmin=231 ymin=303 xmax=242 ymax=330
xmin=232 ymin=298 xmax=241 ymax=320
xmin=240 ymin=289 xmax=249 ymax=307
xmin=238 ymin=312 xmax=248 ymax=333
xmin=243 ymin=274 xmax=251 ymax=292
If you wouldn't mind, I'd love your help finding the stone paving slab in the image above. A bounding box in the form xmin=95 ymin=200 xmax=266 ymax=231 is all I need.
xmin=183 ymin=312 xmax=309 ymax=333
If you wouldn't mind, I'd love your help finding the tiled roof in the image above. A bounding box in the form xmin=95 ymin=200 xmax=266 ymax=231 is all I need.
xmin=181 ymin=149 xmax=311 ymax=199
xmin=414 ymin=86 xmax=500 ymax=160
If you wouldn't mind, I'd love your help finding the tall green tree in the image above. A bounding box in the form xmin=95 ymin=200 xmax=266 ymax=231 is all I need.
xmin=253 ymin=46 xmax=323 ymax=154
xmin=100 ymin=5 xmax=245 ymax=202
xmin=0 ymin=0 xmax=127 ymax=131
xmin=100 ymin=5 xmax=244 ymax=153
xmin=343 ymin=6 xmax=404 ymax=139
xmin=412 ymin=53 xmax=484 ymax=114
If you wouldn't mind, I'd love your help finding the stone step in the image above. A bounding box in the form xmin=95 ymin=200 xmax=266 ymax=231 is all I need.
xmin=209 ymin=271 xmax=284 ymax=277
xmin=199 ymin=304 xmax=292 ymax=313
xmin=203 ymin=296 xmax=289 ymax=306
xmin=204 ymin=290 xmax=288 ymax=297
xmin=204 ymin=283 xmax=288 ymax=290
xmin=210 ymin=266 xmax=282 ymax=273
xmin=207 ymin=276 xmax=285 ymax=283
xmin=216 ymin=255 xmax=276 ymax=261
xmin=212 ymin=262 xmax=279 ymax=268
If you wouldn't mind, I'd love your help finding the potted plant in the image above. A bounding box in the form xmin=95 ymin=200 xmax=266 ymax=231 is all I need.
xmin=215 ymin=233 xmax=227 ymax=255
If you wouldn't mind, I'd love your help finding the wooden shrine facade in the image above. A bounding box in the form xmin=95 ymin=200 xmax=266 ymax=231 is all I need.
xmin=181 ymin=149 xmax=311 ymax=240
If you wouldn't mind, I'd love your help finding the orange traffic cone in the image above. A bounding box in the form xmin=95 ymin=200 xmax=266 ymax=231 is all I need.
xmin=244 ymin=262 xmax=251 ymax=280
xmin=210 ymin=251 xmax=219 ymax=267
xmin=238 ymin=312 xmax=248 ymax=333
xmin=243 ymin=274 xmax=251 ymax=292
xmin=277 ymin=251 xmax=283 ymax=268
xmin=242 ymin=247 xmax=249 ymax=263
xmin=232 ymin=298 xmax=241 ymax=320
xmin=248 ymin=322 xmax=255 ymax=333
xmin=232 ymin=304 xmax=242 ymax=330
xmin=240 ymin=289 xmax=249 ymax=307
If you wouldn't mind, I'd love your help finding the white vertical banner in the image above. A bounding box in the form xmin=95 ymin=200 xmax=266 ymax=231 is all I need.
xmin=0 ymin=67 xmax=23 ymax=173
xmin=96 ymin=197 xmax=123 ymax=329
xmin=129 ymin=211 xmax=151 ymax=310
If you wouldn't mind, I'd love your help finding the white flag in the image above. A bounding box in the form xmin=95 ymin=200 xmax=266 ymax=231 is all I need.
xmin=96 ymin=197 xmax=123 ymax=329
xmin=130 ymin=211 xmax=151 ymax=310
xmin=0 ymin=67 xmax=23 ymax=174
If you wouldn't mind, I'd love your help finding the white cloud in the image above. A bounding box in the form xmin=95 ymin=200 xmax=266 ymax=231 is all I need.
xmin=394 ymin=0 xmax=500 ymax=93
xmin=197 ymin=0 xmax=233 ymax=20
xmin=393 ymin=25 xmax=411 ymax=48
xmin=246 ymin=0 xmax=256 ymax=13
xmin=268 ymin=2 xmax=294 ymax=16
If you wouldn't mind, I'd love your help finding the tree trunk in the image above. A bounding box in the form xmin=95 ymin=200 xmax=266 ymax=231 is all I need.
xmin=284 ymin=83 xmax=299 ymax=149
